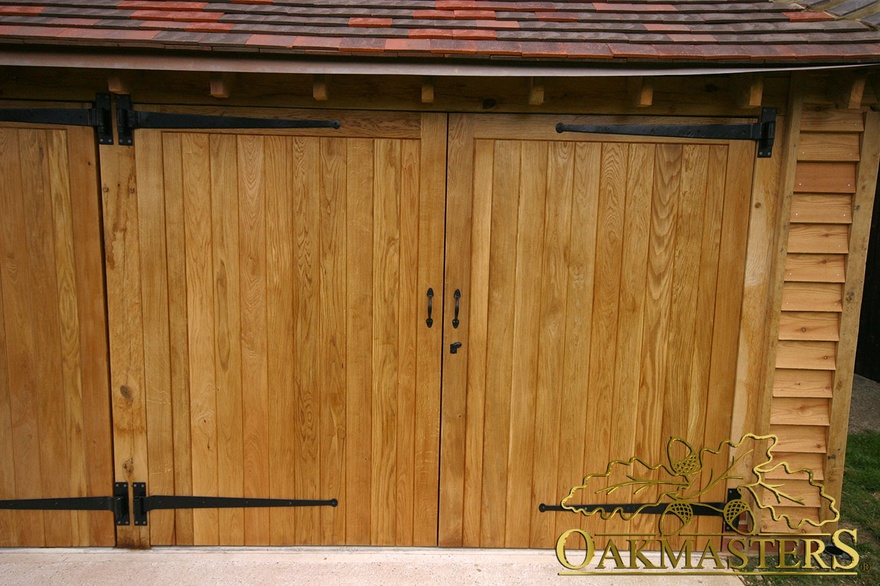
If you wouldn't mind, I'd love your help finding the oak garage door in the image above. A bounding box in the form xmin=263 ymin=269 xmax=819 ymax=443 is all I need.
xmin=103 ymin=109 xmax=447 ymax=546
xmin=0 ymin=122 xmax=115 ymax=546
xmin=1 ymin=107 xmax=761 ymax=548
xmin=438 ymin=114 xmax=755 ymax=548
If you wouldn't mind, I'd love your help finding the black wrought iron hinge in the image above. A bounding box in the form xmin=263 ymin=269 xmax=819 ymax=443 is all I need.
xmin=115 ymin=96 xmax=341 ymax=147
xmin=0 ymin=482 xmax=130 ymax=526
xmin=557 ymin=108 xmax=777 ymax=158
xmin=132 ymin=482 xmax=338 ymax=526
xmin=0 ymin=93 xmax=114 ymax=144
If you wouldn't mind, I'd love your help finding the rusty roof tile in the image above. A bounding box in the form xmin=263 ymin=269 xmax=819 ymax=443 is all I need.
xmin=784 ymin=10 xmax=834 ymax=21
xmin=131 ymin=10 xmax=223 ymax=23
xmin=349 ymin=17 xmax=392 ymax=27
xmin=453 ymin=28 xmax=496 ymax=39
xmin=384 ymin=37 xmax=431 ymax=52
xmin=118 ymin=1 xmax=208 ymax=9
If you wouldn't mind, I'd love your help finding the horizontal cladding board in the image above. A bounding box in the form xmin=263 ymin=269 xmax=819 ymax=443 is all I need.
xmin=775 ymin=340 xmax=837 ymax=371
xmin=772 ymin=369 xmax=833 ymax=398
xmin=781 ymin=282 xmax=843 ymax=312
xmin=799 ymin=107 xmax=864 ymax=133
xmin=760 ymin=508 xmax=825 ymax=534
xmin=768 ymin=425 xmax=828 ymax=453
xmin=797 ymin=133 xmax=860 ymax=162
xmin=770 ymin=397 xmax=831 ymax=426
xmin=794 ymin=162 xmax=857 ymax=194
xmin=790 ymin=194 xmax=852 ymax=225
xmin=787 ymin=224 xmax=849 ymax=254
xmin=763 ymin=451 xmax=826 ymax=480
xmin=783 ymin=254 xmax=846 ymax=283
xmin=778 ymin=311 xmax=840 ymax=341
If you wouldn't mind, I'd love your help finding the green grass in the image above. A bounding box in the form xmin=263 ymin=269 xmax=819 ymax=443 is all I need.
xmin=740 ymin=431 xmax=880 ymax=585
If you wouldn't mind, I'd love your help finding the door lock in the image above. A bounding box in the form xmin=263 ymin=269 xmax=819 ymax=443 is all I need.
xmin=450 ymin=342 xmax=462 ymax=354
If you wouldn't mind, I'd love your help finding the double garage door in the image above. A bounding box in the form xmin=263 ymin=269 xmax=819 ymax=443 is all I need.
xmin=0 ymin=105 xmax=754 ymax=547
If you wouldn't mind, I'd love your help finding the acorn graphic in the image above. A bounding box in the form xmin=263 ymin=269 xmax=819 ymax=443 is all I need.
xmin=659 ymin=501 xmax=694 ymax=536
xmin=668 ymin=438 xmax=702 ymax=476
xmin=723 ymin=498 xmax=755 ymax=535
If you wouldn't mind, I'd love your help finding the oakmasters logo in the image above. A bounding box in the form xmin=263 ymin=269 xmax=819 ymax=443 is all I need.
xmin=553 ymin=433 xmax=860 ymax=577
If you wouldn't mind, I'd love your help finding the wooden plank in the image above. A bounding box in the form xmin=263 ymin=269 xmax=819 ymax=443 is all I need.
xmin=413 ymin=114 xmax=445 ymax=547
xmin=395 ymin=138 xmax=417 ymax=546
xmin=768 ymin=425 xmax=827 ymax=453
xmin=761 ymin=510 xmax=823 ymax=534
xmin=134 ymin=130 xmax=174 ymax=545
xmin=689 ymin=145 xmax=727 ymax=538
xmin=0 ymin=128 xmax=44 ymax=546
xmin=47 ymin=129 xmax=88 ymax=543
xmin=264 ymin=136 xmax=295 ymax=545
xmin=783 ymin=254 xmax=846 ymax=283
xmin=210 ymin=134 xmax=244 ymax=545
xmin=100 ymin=136 xmax=150 ymax=547
xmin=162 ymin=133 xmax=194 ymax=544
xmin=825 ymin=109 xmax=880 ymax=525
xmin=764 ymin=452 xmax=826 ymax=480
xmin=505 ymin=140 xmax=547 ymax=548
xmin=236 ymin=134 xmax=269 ymax=545
xmin=291 ymin=136 xmax=320 ymax=545
xmin=787 ymin=224 xmax=849 ymax=254
xmin=777 ymin=312 xmax=840 ymax=341
xmin=775 ymin=341 xmax=837 ymax=371
xmin=770 ymin=398 xmax=830 ymax=427
xmin=797 ymin=133 xmax=860 ymax=162
xmin=460 ymin=138 xmax=490 ymax=548
xmin=780 ymin=282 xmax=843 ymax=312
xmin=319 ymin=137 xmax=347 ymax=544
xmin=664 ymin=144 xmax=707 ymax=444
xmin=799 ymin=107 xmax=864 ymax=133
xmin=439 ymin=115 xmax=474 ymax=547
xmin=345 ymin=138 xmax=373 ymax=544
xmin=794 ymin=163 xmax=856 ymax=194
xmin=790 ymin=194 xmax=852 ymax=224
xmin=479 ymin=139 xmax=520 ymax=547
xmin=372 ymin=138 xmax=401 ymax=545
xmin=607 ymin=143 xmax=654 ymax=543
xmin=182 ymin=133 xmax=219 ymax=545
xmin=772 ymin=369 xmax=833 ymax=399
xmin=555 ymin=142 xmax=600 ymax=541
xmin=529 ymin=140 xmax=576 ymax=548
xmin=0 ymin=233 xmax=14 ymax=545
xmin=67 ymin=125 xmax=114 ymax=546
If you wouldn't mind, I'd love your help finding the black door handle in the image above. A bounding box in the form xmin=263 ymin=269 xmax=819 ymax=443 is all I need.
xmin=426 ymin=288 xmax=434 ymax=328
xmin=450 ymin=342 xmax=462 ymax=354
xmin=452 ymin=289 xmax=461 ymax=329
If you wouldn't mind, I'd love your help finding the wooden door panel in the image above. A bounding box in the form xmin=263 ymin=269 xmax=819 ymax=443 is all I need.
xmin=440 ymin=114 xmax=755 ymax=547
xmin=104 ymin=111 xmax=446 ymax=546
xmin=0 ymin=125 xmax=114 ymax=546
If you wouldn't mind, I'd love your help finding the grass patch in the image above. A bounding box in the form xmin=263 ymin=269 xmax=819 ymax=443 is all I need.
xmin=740 ymin=431 xmax=880 ymax=585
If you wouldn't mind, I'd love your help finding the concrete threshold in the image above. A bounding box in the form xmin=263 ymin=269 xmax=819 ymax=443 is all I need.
xmin=0 ymin=546 xmax=744 ymax=585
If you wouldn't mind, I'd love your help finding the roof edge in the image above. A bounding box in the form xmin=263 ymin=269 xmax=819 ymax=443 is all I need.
xmin=2 ymin=49 xmax=879 ymax=78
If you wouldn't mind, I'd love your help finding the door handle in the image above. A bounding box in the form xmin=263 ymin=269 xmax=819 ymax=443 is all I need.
xmin=426 ymin=288 xmax=434 ymax=328
xmin=450 ymin=342 xmax=462 ymax=354
xmin=452 ymin=289 xmax=461 ymax=329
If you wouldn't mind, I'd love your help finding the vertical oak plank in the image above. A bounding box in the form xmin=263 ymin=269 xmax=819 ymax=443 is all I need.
xmin=529 ymin=140 xmax=575 ymax=547
xmin=182 ymin=133 xmax=219 ymax=544
xmin=101 ymin=135 xmax=150 ymax=548
xmin=264 ymin=136 xmax=295 ymax=545
xmin=67 ymin=126 xmax=114 ymax=546
xmin=505 ymin=140 xmax=547 ymax=547
xmin=479 ymin=139 xmax=520 ymax=547
xmin=162 ymin=133 xmax=194 ymax=544
xmin=319 ymin=137 xmax=347 ymax=543
xmin=237 ymin=135 xmax=270 ymax=545
xmin=135 ymin=130 xmax=175 ymax=544
xmin=345 ymin=138 xmax=374 ymax=544
xmin=210 ymin=134 xmax=244 ymax=545
xmin=372 ymin=139 xmax=401 ymax=545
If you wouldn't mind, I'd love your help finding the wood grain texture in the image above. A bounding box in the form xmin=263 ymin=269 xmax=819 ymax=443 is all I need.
xmin=768 ymin=425 xmax=827 ymax=453
xmin=799 ymin=107 xmax=864 ymax=133
xmin=775 ymin=341 xmax=838 ymax=371
xmin=794 ymin=163 xmax=856 ymax=194
xmin=0 ymin=125 xmax=113 ymax=547
xmin=783 ymin=254 xmax=846 ymax=283
xmin=787 ymin=224 xmax=849 ymax=254
xmin=769 ymin=398 xmax=830 ymax=427
xmin=781 ymin=282 xmax=843 ymax=312
xmin=797 ymin=133 xmax=860 ymax=162
xmin=442 ymin=116 xmax=750 ymax=548
xmin=772 ymin=369 xmax=834 ymax=398
xmin=790 ymin=195 xmax=852 ymax=225
xmin=777 ymin=312 xmax=840 ymax=341
xmin=124 ymin=113 xmax=443 ymax=546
